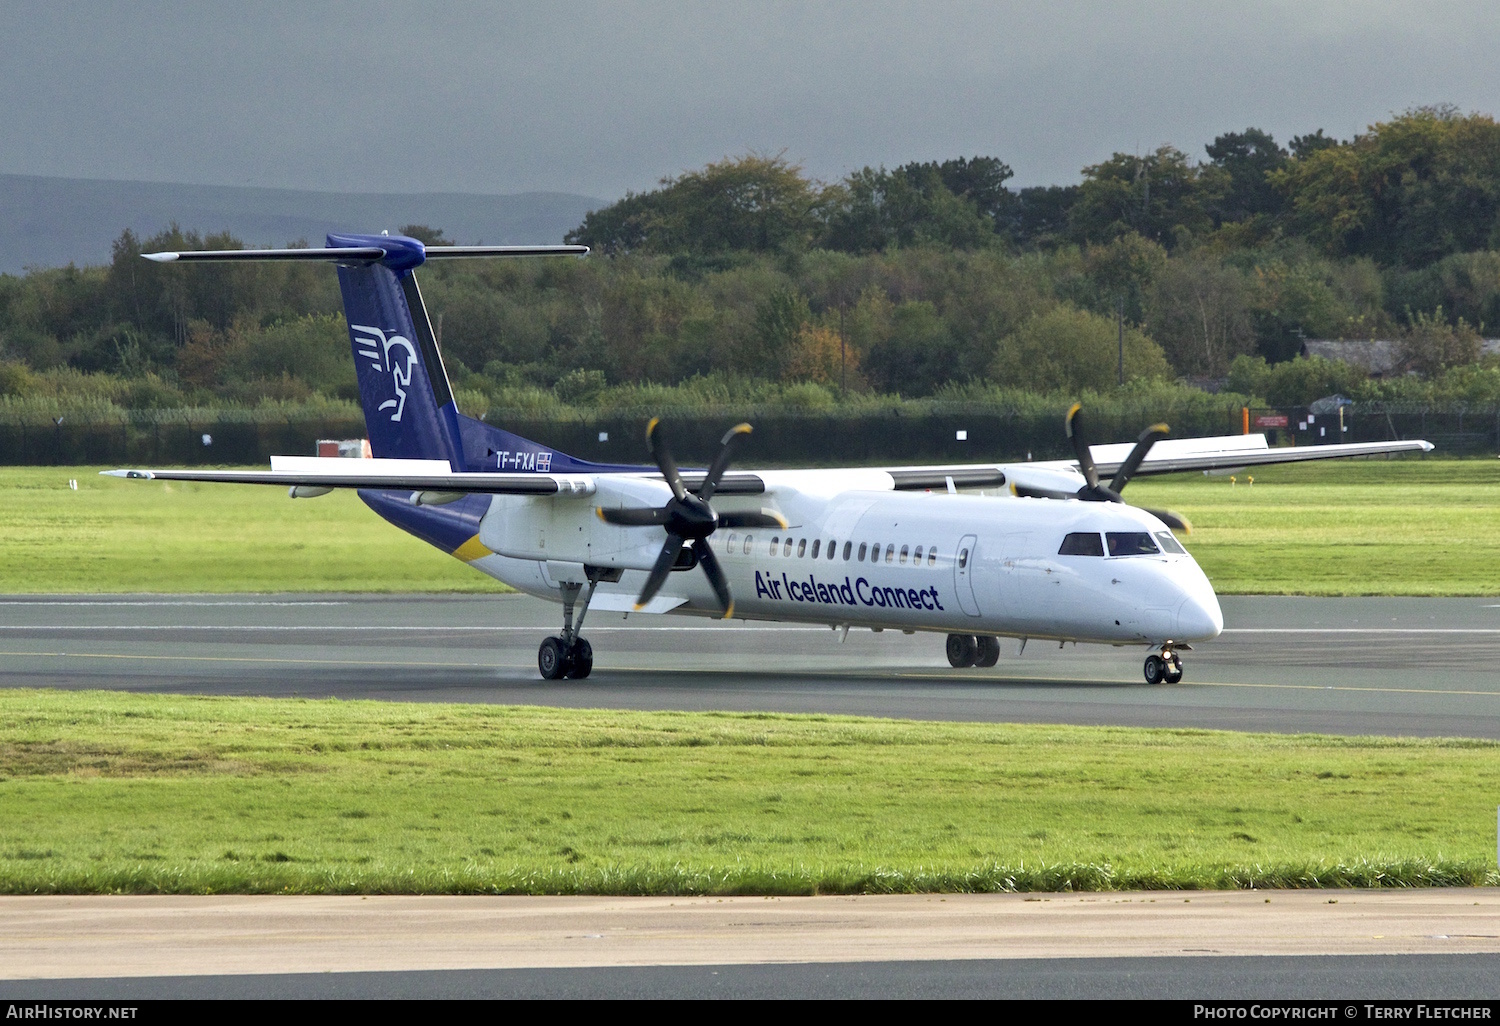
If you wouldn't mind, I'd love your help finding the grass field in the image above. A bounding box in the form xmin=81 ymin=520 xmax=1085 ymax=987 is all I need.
xmin=0 ymin=690 xmax=1494 ymax=894
xmin=2 ymin=458 xmax=1499 ymax=594
xmin=0 ymin=467 xmax=497 ymax=593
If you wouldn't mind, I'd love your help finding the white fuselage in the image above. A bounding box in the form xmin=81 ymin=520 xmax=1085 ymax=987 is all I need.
xmin=463 ymin=468 xmax=1224 ymax=648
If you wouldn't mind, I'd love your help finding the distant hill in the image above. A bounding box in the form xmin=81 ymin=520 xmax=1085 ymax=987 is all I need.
xmin=0 ymin=174 xmax=606 ymax=274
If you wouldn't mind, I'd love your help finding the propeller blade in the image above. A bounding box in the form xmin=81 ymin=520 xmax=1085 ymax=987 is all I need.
xmin=693 ymin=539 xmax=735 ymax=618
xmin=1109 ymin=422 xmax=1170 ymax=494
xmin=1145 ymin=507 xmax=1193 ymax=533
xmin=698 ymin=423 xmax=751 ymax=501
xmin=717 ymin=508 xmax=787 ymax=529
xmin=597 ymin=506 xmax=671 ymax=527
xmin=646 ymin=417 xmax=687 ymax=502
xmin=635 ymin=534 xmax=686 ymax=610
xmin=1065 ymin=403 xmax=1100 ymax=490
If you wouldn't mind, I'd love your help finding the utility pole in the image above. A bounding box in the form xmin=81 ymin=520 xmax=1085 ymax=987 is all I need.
xmin=839 ymin=303 xmax=846 ymax=394
xmin=1117 ymin=295 xmax=1125 ymax=386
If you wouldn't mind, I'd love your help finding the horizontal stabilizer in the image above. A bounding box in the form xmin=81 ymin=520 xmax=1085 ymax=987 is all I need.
xmin=143 ymin=244 xmax=588 ymax=264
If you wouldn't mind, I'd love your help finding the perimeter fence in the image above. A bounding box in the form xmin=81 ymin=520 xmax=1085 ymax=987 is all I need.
xmin=0 ymin=401 xmax=1486 ymax=466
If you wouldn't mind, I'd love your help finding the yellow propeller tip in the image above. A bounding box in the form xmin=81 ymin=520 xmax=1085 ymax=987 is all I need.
xmin=732 ymin=423 xmax=752 ymax=434
xmin=595 ymin=507 xmax=606 ymax=521
xmin=646 ymin=416 xmax=660 ymax=434
xmin=1150 ymin=422 xmax=1170 ymax=435
xmin=723 ymin=602 xmax=735 ymax=619
xmin=633 ymin=602 xmax=646 ymax=612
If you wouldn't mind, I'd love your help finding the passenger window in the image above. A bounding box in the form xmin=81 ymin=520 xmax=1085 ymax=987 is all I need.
xmin=899 ymin=545 xmax=909 ymax=564
xmin=958 ymin=548 xmax=969 ymax=569
xmin=810 ymin=539 xmax=820 ymax=558
xmin=784 ymin=538 xmax=793 ymax=557
xmin=1058 ymin=532 xmax=1105 ymax=557
xmin=828 ymin=540 xmax=837 ymax=560
xmin=913 ymin=545 xmax=923 ymax=564
xmin=1155 ymin=531 xmax=1186 ymax=554
xmin=744 ymin=535 xmax=753 ymax=555
xmin=797 ymin=538 xmax=806 ymax=558
xmin=770 ymin=536 xmax=779 ymax=556
xmin=885 ymin=544 xmax=894 ymax=563
xmin=871 ymin=543 xmax=881 ymax=562
xmin=927 ymin=547 xmax=937 ymax=566
xmin=727 ymin=533 xmax=737 ymax=551
xmin=857 ymin=542 xmax=867 ymax=560
xmin=1106 ymin=532 xmax=1160 ymax=556
xmin=845 ymin=541 xmax=854 ymax=560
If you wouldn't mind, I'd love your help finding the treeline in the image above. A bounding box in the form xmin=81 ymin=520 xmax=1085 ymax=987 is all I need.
xmin=9 ymin=106 xmax=1500 ymax=421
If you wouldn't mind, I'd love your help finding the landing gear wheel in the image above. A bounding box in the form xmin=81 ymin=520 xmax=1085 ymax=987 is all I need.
xmin=1163 ymin=651 xmax=1183 ymax=684
xmin=1143 ymin=653 xmax=1167 ymax=685
xmin=538 ymin=636 xmax=567 ymax=680
xmin=946 ymin=633 xmax=978 ymax=668
xmin=565 ymin=638 xmax=594 ymax=679
xmin=974 ymin=636 xmax=1001 ymax=668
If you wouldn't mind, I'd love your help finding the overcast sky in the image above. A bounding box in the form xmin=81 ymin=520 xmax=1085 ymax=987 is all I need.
xmin=3 ymin=1 xmax=1499 ymax=200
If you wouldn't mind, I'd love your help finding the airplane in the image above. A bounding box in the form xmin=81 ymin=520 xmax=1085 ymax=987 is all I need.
xmin=109 ymin=232 xmax=1433 ymax=685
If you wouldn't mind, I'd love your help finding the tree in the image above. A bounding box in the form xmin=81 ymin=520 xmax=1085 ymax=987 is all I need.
xmin=1205 ymin=128 xmax=1288 ymax=223
xmin=1398 ymin=307 xmax=1481 ymax=378
xmin=821 ymin=162 xmax=998 ymax=253
xmin=566 ymin=154 xmax=823 ymax=255
xmin=991 ymin=305 xmax=1171 ymax=393
xmin=1069 ymin=146 xmax=1228 ymax=248
xmin=859 ymin=300 xmax=964 ymax=395
xmin=1271 ymin=107 xmax=1500 ymax=264
xmin=1146 ymin=253 xmax=1256 ymax=376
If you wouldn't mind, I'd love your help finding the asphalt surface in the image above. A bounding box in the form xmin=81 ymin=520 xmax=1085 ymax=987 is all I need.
xmin=3 ymin=593 xmax=1500 ymax=737
xmin=5 ymin=954 xmax=1499 ymax=1000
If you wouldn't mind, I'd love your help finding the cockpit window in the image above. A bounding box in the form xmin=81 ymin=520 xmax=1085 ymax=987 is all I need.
xmin=1058 ymin=532 xmax=1105 ymax=556
xmin=1106 ymin=532 xmax=1160 ymax=556
xmin=1154 ymin=531 xmax=1186 ymax=554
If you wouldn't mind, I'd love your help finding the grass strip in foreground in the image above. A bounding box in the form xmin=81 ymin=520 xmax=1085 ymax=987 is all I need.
xmin=0 ymin=690 xmax=1496 ymax=894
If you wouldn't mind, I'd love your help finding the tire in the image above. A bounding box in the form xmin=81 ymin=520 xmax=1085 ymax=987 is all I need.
xmin=974 ymin=636 xmax=1001 ymax=667
xmin=566 ymin=638 xmax=593 ymax=679
xmin=1164 ymin=652 xmax=1183 ymax=684
xmin=538 ymin=636 xmax=567 ymax=680
xmin=1143 ymin=654 xmax=1166 ymax=684
xmin=946 ymin=633 xmax=978 ymax=668
xmin=1164 ymin=668 xmax=1183 ymax=684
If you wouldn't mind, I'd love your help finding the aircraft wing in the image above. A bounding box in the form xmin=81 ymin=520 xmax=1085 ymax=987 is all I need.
xmin=1088 ymin=435 xmax=1433 ymax=477
xmin=101 ymin=456 xmax=768 ymax=496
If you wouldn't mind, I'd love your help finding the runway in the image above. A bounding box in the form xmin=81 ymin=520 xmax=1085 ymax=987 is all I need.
xmin=3 ymin=593 xmax=1500 ymax=737
xmin=3 ymin=891 xmax=1499 ymax=999
xmin=5 ymin=593 xmax=1500 ymax=999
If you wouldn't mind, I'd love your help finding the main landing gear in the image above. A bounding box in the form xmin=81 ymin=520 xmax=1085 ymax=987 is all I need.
xmin=539 ymin=579 xmax=598 ymax=680
xmin=946 ymin=633 xmax=1000 ymax=668
xmin=1143 ymin=646 xmax=1183 ymax=685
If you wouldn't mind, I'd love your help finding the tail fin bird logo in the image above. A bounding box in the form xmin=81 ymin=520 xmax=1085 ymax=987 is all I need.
xmin=352 ymin=324 xmax=418 ymax=422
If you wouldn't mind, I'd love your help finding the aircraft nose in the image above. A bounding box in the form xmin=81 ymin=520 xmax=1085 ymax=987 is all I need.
xmin=1177 ymin=590 xmax=1223 ymax=641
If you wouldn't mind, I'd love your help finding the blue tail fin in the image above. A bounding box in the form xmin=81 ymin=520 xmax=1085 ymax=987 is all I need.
xmin=332 ymin=232 xmax=467 ymax=468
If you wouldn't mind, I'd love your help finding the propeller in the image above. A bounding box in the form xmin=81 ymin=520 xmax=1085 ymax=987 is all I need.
xmin=598 ymin=419 xmax=786 ymax=617
xmin=1012 ymin=403 xmax=1193 ymax=532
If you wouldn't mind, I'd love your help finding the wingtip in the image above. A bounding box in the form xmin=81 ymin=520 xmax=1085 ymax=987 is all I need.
xmin=141 ymin=252 xmax=177 ymax=263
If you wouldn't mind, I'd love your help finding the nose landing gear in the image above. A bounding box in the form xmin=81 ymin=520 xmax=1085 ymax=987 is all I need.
xmin=946 ymin=634 xmax=1001 ymax=668
xmin=1143 ymin=646 xmax=1183 ymax=684
xmin=539 ymin=578 xmax=598 ymax=680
